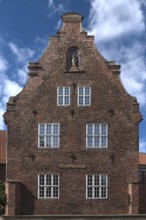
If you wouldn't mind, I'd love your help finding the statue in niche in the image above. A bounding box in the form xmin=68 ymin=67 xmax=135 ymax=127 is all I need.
xmin=71 ymin=54 xmax=77 ymax=67
xmin=66 ymin=46 xmax=80 ymax=71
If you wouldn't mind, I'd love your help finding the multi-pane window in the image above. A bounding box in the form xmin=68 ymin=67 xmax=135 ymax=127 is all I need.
xmin=38 ymin=123 xmax=60 ymax=148
xmin=57 ymin=86 xmax=70 ymax=106
xmin=78 ymin=87 xmax=91 ymax=106
xmin=86 ymin=174 xmax=108 ymax=199
xmin=86 ymin=124 xmax=108 ymax=148
xmin=38 ymin=174 xmax=59 ymax=198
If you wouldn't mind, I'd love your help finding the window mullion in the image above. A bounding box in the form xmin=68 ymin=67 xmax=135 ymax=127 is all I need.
xmin=63 ymin=87 xmax=65 ymax=105
xmin=92 ymin=125 xmax=94 ymax=148
xmin=44 ymin=175 xmax=46 ymax=198
xmin=99 ymin=125 xmax=102 ymax=148
xmin=106 ymin=125 xmax=108 ymax=148
xmin=51 ymin=124 xmax=53 ymax=148
xmin=44 ymin=124 xmax=46 ymax=147
xmin=83 ymin=87 xmax=85 ymax=105
xmin=51 ymin=175 xmax=54 ymax=198
xmin=99 ymin=175 xmax=102 ymax=199
xmin=93 ymin=175 xmax=94 ymax=198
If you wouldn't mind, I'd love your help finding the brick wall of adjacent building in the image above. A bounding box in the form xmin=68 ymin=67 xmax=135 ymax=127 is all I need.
xmin=139 ymin=154 xmax=146 ymax=213
xmin=4 ymin=13 xmax=142 ymax=215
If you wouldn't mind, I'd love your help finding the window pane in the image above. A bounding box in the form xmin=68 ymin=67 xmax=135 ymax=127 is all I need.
xmin=53 ymin=175 xmax=59 ymax=185
xmin=94 ymin=187 xmax=100 ymax=198
xmin=101 ymin=187 xmax=107 ymax=198
xmin=85 ymin=97 xmax=89 ymax=105
xmin=94 ymin=175 xmax=99 ymax=186
xmin=39 ymin=175 xmax=44 ymax=185
xmin=53 ymin=136 xmax=59 ymax=147
xmin=39 ymin=136 xmax=45 ymax=147
xmin=58 ymin=97 xmax=63 ymax=105
xmin=101 ymin=136 xmax=107 ymax=147
xmin=94 ymin=124 xmax=99 ymax=135
xmin=46 ymin=187 xmax=51 ymax=197
xmin=58 ymin=87 xmax=63 ymax=95
xmin=87 ymin=175 xmax=93 ymax=186
xmin=101 ymin=124 xmax=107 ymax=135
xmin=39 ymin=124 xmax=45 ymax=135
xmin=53 ymin=187 xmax=59 ymax=197
xmin=87 ymin=187 xmax=93 ymax=198
xmin=87 ymin=125 xmax=92 ymax=135
xmin=65 ymin=87 xmax=69 ymax=95
xmin=87 ymin=136 xmax=92 ymax=147
xmin=94 ymin=136 xmax=100 ymax=147
xmin=39 ymin=187 xmax=44 ymax=197
xmin=46 ymin=175 xmax=51 ymax=185
xmin=53 ymin=124 xmax=59 ymax=135
xmin=65 ymin=96 xmax=69 ymax=105
xmin=101 ymin=175 xmax=107 ymax=186
xmin=46 ymin=124 xmax=52 ymax=135
xmin=79 ymin=97 xmax=83 ymax=105
xmin=85 ymin=87 xmax=90 ymax=95
xmin=46 ymin=136 xmax=51 ymax=147
xmin=79 ymin=87 xmax=83 ymax=95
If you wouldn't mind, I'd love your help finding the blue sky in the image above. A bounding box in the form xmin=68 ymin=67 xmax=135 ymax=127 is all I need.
xmin=0 ymin=0 xmax=146 ymax=152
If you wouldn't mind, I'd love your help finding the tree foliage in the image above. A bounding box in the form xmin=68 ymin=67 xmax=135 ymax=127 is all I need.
xmin=0 ymin=181 xmax=6 ymax=215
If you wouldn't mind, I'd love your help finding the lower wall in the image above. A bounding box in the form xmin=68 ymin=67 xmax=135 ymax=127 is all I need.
xmin=1 ymin=215 xmax=146 ymax=220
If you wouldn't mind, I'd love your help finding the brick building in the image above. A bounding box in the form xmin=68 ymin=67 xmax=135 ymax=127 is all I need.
xmin=139 ymin=153 xmax=146 ymax=213
xmin=4 ymin=13 xmax=142 ymax=215
xmin=0 ymin=130 xmax=7 ymax=182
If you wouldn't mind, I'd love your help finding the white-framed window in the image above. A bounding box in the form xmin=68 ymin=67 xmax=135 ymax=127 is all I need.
xmin=86 ymin=124 xmax=108 ymax=148
xmin=38 ymin=123 xmax=60 ymax=148
xmin=57 ymin=86 xmax=70 ymax=106
xmin=86 ymin=174 xmax=108 ymax=199
xmin=78 ymin=87 xmax=91 ymax=106
xmin=38 ymin=174 xmax=60 ymax=199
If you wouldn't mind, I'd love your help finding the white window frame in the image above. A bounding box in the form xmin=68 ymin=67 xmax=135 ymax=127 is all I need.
xmin=86 ymin=174 xmax=108 ymax=199
xmin=38 ymin=123 xmax=60 ymax=148
xmin=78 ymin=86 xmax=91 ymax=106
xmin=57 ymin=86 xmax=70 ymax=106
xmin=38 ymin=174 xmax=60 ymax=199
xmin=86 ymin=124 xmax=108 ymax=148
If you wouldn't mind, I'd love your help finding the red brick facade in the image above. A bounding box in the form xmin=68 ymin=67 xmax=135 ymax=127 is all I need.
xmin=4 ymin=13 xmax=142 ymax=215
xmin=0 ymin=130 xmax=7 ymax=181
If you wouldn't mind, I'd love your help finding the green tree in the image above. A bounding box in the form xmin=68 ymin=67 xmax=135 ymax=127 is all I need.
xmin=0 ymin=181 xmax=6 ymax=215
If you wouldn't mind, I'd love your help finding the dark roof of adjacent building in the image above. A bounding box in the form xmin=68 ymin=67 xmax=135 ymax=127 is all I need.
xmin=0 ymin=130 xmax=7 ymax=164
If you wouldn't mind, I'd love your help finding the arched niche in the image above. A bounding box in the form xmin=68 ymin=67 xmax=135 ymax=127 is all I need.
xmin=66 ymin=46 xmax=80 ymax=71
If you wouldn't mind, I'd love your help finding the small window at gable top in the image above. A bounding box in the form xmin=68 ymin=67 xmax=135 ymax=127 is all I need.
xmin=66 ymin=46 xmax=80 ymax=71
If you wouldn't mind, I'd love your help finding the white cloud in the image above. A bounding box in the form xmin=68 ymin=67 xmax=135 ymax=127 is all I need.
xmin=17 ymin=65 xmax=28 ymax=85
xmin=0 ymin=77 xmax=22 ymax=129
xmin=139 ymin=140 xmax=146 ymax=153
xmin=87 ymin=0 xmax=146 ymax=107
xmin=88 ymin=0 xmax=145 ymax=41
xmin=48 ymin=0 xmax=65 ymax=17
xmin=0 ymin=55 xmax=8 ymax=73
xmin=0 ymin=105 xmax=5 ymax=130
xmin=0 ymin=52 xmax=23 ymax=129
xmin=2 ymin=79 xmax=22 ymax=103
xmin=48 ymin=0 xmax=54 ymax=8
xmin=120 ymin=43 xmax=146 ymax=106
xmin=8 ymin=42 xmax=35 ymax=63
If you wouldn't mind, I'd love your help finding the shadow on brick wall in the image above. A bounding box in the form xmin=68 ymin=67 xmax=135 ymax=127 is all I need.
xmin=19 ymin=184 xmax=35 ymax=215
